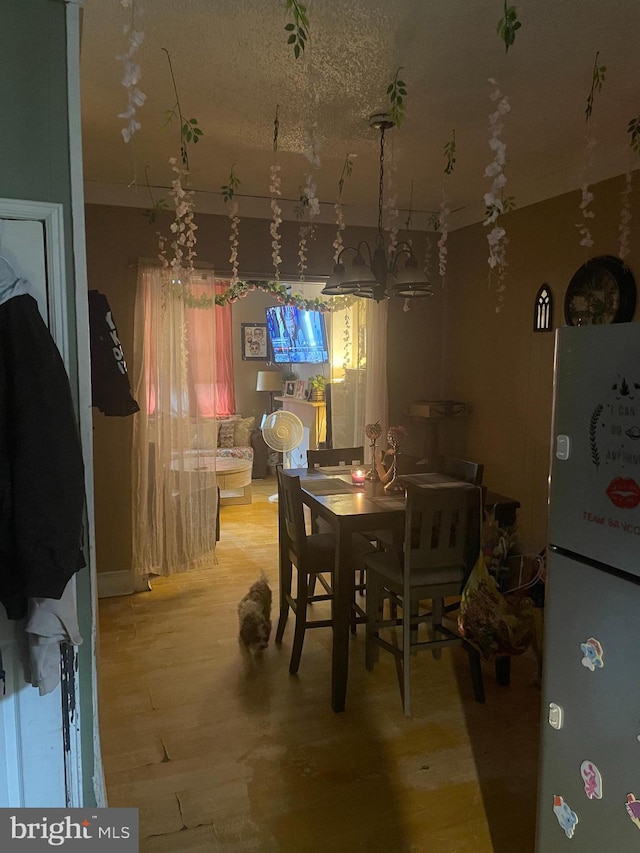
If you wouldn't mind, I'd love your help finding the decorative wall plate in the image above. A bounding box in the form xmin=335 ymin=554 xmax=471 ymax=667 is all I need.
xmin=564 ymin=255 xmax=636 ymax=326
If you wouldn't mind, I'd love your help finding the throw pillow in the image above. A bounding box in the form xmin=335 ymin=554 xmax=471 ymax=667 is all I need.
xmin=198 ymin=419 xmax=218 ymax=449
xmin=217 ymin=419 xmax=237 ymax=448
xmin=234 ymin=416 xmax=256 ymax=447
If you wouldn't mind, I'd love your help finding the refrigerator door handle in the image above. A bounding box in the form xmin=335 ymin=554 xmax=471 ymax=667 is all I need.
xmin=555 ymin=434 xmax=571 ymax=460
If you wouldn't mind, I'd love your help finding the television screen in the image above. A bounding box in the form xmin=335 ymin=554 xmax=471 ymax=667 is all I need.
xmin=265 ymin=304 xmax=329 ymax=364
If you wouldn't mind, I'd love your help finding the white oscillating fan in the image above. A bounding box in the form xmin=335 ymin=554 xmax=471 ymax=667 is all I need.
xmin=262 ymin=410 xmax=305 ymax=502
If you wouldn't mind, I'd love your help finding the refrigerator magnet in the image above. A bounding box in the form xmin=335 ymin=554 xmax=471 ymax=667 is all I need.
xmin=580 ymin=637 xmax=604 ymax=671
xmin=553 ymin=795 xmax=579 ymax=838
xmin=626 ymin=794 xmax=640 ymax=830
xmin=580 ymin=760 xmax=603 ymax=799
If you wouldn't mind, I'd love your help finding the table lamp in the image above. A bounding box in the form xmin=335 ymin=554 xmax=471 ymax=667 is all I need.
xmin=256 ymin=370 xmax=282 ymax=422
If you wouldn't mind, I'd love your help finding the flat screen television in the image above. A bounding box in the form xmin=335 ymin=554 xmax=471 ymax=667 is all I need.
xmin=265 ymin=304 xmax=329 ymax=364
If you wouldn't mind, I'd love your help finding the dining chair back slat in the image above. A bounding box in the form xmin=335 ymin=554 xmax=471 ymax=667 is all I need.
xmin=405 ymin=485 xmax=476 ymax=578
xmin=438 ymin=456 xmax=484 ymax=486
xmin=307 ymin=446 xmax=364 ymax=468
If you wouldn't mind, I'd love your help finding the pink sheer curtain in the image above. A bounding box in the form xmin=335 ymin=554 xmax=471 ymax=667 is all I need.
xmin=132 ymin=268 xmax=219 ymax=584
xmin=214 ymin=279 xmax=235 ymax=416
xmin=183 ymin=278 xmax=235 ymax=417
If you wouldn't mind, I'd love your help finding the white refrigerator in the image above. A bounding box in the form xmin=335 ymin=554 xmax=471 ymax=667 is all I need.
xmin=537 ymin=322 xmax=640 ymax=850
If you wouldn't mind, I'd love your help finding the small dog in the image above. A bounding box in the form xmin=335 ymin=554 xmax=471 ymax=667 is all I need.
xmin=237 ymin=572 xmax=272 ymax=653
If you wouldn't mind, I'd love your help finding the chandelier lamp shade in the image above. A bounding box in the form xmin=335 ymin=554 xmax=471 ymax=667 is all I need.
xmin=322 ymin=114 xmax=434 ymax=302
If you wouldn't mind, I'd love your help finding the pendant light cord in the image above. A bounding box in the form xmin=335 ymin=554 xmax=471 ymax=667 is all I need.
xmin=377 ymin=126 xmax=386 ymax=244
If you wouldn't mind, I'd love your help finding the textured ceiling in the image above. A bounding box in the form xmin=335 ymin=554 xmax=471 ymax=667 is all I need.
xmin=80 ymin=0 xmax=640 ymax=230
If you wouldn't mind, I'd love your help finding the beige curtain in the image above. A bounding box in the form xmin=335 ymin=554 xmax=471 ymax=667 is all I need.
xmin=131 ymin=266 xmax=218 ymax=589
xmin=364 ymin=298 xmax=388 ymax=440
xmin=328 ymin=297 xmax=388 ymax=458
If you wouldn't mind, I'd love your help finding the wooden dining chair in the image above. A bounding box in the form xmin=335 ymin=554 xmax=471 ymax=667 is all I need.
xmin=438 ymin=456 xmax=484 ymax=486
xmin=276 ymin=467 xmax=370 ymax=673
xmin=364 ymin=483 xmax=484 ymax=715
xmin=306 ymin=445 xmax=367 ymax=590
xmin=307 ymin=446 xmax=365 ymax=468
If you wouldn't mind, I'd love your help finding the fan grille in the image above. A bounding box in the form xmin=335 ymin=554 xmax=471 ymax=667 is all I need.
xmin=261 ymin=411 xmax=304 ymax=452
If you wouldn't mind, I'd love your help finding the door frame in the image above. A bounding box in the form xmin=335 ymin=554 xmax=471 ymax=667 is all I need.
xmin=0 ymin=198 xmax=84 ymax=806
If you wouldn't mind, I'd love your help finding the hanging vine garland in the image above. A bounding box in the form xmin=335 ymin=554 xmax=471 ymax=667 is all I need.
xmin=333 ymin=154 xmax=354 ymax=261
xmin=117 ymin=0 xmax=146 ymax=143
xmin=384 ymin=140 xmax=400 ymax=255
xmin=619 ymin=170 xmax=633 ymax=260
xmin=221 ymin=165 xmax=241 ymax=285
xmin=387 ymin=67 xmax=407 ymax=128
xmin=283 ymin=0 xmax=309 ymax=59
xmin=497 ymin=2 xmax=522 ymax=53
xmin=618 ymin=114 xmax=640 ymax=261
xmin=483 ymin=78 xmax=514 ymax=312
xmin=297 ymin=130 xmax=321 ymax=281
xmin=174 ymin=278 xmax=357 ymax=312
xmin=269 ymin=105 xmax=283 ymax=279
xmin=423 ymin=221 xmax=435 ymax=283
xmin=577 ymin=51 xmax=606 ymax=249
xmin=437 ymin=130 xmax=456 ymax=284
xmin=156 ymin=50 xmax=203 ymax=278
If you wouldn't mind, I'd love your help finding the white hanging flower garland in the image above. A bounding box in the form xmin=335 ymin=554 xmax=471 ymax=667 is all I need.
xmin=423 ymin=229 xmax=434 ymax=282
xmin=159 ymin=157 xmax=198 ymax=274
xmin=437 ymin=193 xmax=450 ymax=281
xmin=229 ymin=200 xmax=240 ymax=286
xmin=117 ymin=0 xmax=146 ymax=143
xmin=270 ymin=164 xmax=283 ymax=278
xmin=483 ymin=77 xmax=512 ymax=312
xmin=577 ymin=135 xmax=597 ymax=249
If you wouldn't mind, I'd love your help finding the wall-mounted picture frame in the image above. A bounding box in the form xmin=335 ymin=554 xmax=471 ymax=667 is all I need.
xmin=284 ymin=380 xmax=296 ymax=396
xmin=294 ymin=379 xmax=307 ymax=399
xmin=241 ymin=323 xmax=269 ymax=361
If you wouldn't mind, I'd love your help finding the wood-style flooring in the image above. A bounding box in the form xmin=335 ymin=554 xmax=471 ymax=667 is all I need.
xmin=98 ymin=478 xmax=541 ymax=852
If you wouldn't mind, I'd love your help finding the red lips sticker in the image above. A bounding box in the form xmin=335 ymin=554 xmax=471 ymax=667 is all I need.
xmin=607 ymin=478 xmax=640 ymax=509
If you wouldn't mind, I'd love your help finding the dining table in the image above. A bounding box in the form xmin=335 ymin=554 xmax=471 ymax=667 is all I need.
xmin=279 ymin=466 xmax=468 ymax=712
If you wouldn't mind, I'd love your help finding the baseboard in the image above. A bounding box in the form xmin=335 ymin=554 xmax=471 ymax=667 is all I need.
xmin=97 ymin=570 xmax=136 ymax=598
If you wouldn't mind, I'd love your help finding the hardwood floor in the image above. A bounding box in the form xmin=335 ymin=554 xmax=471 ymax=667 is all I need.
xmin=98 ymin=478 xmax=541 ymax=852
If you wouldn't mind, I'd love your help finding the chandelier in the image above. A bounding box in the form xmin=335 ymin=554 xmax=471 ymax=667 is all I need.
xmin=322 ymin=114 xmax=433 ymax=301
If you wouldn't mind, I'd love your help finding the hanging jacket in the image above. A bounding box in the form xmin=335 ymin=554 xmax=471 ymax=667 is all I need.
xmin=0 ymin=259 xmax=85 ymax=620
xmin=88 ymin=289 xmax=139 ymax=417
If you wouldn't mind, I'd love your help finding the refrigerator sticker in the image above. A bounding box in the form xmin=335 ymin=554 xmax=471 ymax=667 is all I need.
xmin=553 ymin=795 xmax=579 ymax=839
xmin=625 ymin=794 xmax=640 ymax=830
xmin=580 ymin=637 xmax=604 ymax=671
xmin=580 ymin=760 xmax=603 ymax=799
xmin=589 ymin=381 xmax=640 ymax=504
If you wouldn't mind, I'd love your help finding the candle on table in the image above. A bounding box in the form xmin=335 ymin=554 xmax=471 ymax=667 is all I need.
xmin=351 ymin=468 xmax=366 ymax=485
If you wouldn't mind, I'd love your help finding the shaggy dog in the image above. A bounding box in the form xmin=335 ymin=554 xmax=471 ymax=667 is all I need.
xmin=237 ymin=573 xmax=272 ymax=653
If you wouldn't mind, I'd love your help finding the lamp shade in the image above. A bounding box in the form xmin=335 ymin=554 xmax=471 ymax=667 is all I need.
xmin=256 ymin=371 xmax=282 ymax=392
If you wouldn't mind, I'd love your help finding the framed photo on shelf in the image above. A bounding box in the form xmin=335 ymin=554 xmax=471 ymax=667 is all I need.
xmin=284 ymin=380 xmax=296 ymax=396
xmin=294 ymin=379 xmax=307 ymax=399
xmin=241 ymin=323 xmax=268 ymax=361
